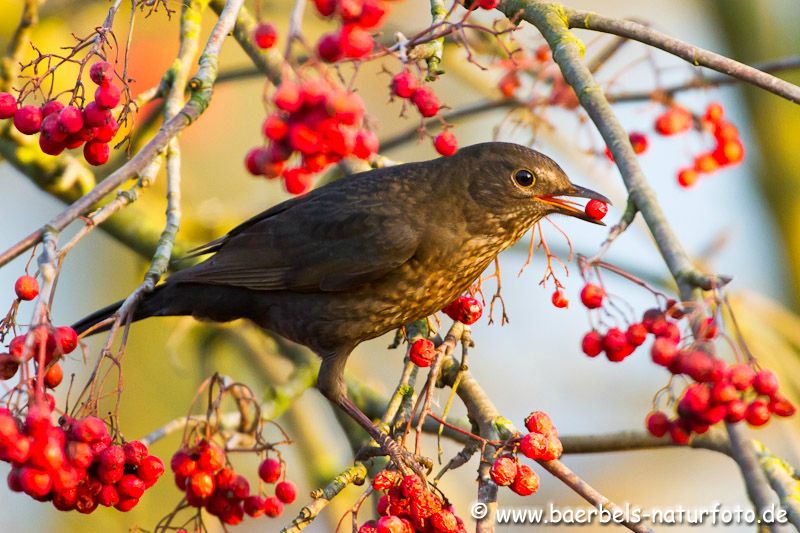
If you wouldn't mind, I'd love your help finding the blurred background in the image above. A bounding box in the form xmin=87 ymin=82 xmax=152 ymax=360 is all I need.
xmin=1 ymin=0 xmax=800 ymax=531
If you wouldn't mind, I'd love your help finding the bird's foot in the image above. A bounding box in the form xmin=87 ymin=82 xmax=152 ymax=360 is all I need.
xmin=378 ymin=435 xmax=432 ymax=479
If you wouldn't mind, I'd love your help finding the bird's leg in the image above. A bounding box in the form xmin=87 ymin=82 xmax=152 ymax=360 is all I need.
xmin=317 ymin=354 xmax=430 ymax=478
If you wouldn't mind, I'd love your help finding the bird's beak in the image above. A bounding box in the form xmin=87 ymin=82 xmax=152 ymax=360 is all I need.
xmin=536 ymin=183 xmax=611 ymax=226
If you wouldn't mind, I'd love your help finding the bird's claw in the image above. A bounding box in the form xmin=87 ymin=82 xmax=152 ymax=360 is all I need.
xmin=381 ymin=437 xmax=432 ymax=479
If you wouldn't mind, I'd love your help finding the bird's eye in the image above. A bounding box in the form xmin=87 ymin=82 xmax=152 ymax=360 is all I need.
xmin=513 ymin=169 xmax=535 ymax=188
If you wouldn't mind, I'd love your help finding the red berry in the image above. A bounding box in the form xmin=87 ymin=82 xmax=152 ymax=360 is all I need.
xmin=83 ymin=101 xmax=112 ymax=127
xmin=645 ymin=411 xmax=670 ymax=437
xmin=284 ymin=168 xmax=313 ymax=195
xmin=551 ymin=289 xmax=568 ymax=308
xmin=677 ymin=168 xmax=698 ymax=188
xmin=650 ymin=337 xmax=678 ymax=367
xmin=727 ymin=363 xmax=755 ymax=391
xmin=371 ymin=472 xmax=400 ymax=494
xmin=276 ymin=480 xmax=297 ymax=503
xmin=714 ymin=121 xmax=739 ymax=142
xmin=726 ymin=399 xmax=747 ymax=423
xmin=122 ymin=440 xmax=148 ymax=466
xmin=98 ymin=484 xmax=120 ymax=507
xmin=92 ymin=118 xmax=119 ymax=143
xmin=409 ymin=338 xmax=436 ymax=368
xmin=518 ymin=432 xmax=547 ymax=459
xmin=694 ymin=152 xmax=719 ymax=174
xmin=0 ymin=92 xmax=16 ymax=119
xmin=580 ymin=331 xmax=602 ymax=358
xmin=584 ymin=199 xmax=608 ymax=221
xmin=625 ymin=323 xmax=648 ymax=347
xmin=316 ymin=33 xmax=343 ymax=62
xmin=188 ymin=470 xmax=215 ymax=499
xmin=768 ymin=394 xmax=796 ymax=417
xmin=138 ymin=455 xmax=165 ymax=484
xmin=579 ymin=283 xmax=604 ymax=309
xmin=39 ymin=133 xmax=65 ymax=156
xmin=287 ymin=124 xmax=320 ymax=156
xmin=44 ymin=363 xmax=63 ymax=388
xmin=66 ymin=441 xmax=93 ymax=469
xmin=540 ymin=435 xmax=563 ymax=461
xmin=263 ymin=114 xmax=289 ymax=141
xmin=713 ymin=139 xmax=745 ymax=165
xmin=170 ymin=450 xmax=197 ymax=477
xmin=339 ymin=24 xmax=373 ymax=58
xmin=489 ymin=456 xmax=517 ymax=486
xmin=745 ymin=399 xmax=770 ymax=427
xmin=273 ymin=82 xmax=303 ymax=112
xmin=197 ymin=440 xmax=225 ymax=473
xmin=355 ymin=0 xmax=387 ymax=28
xmin=90 ymin=61 xmax=114 ymax=85
xmin=430 ymin=510 xmax=459 ymax=533
xmin=654 ymin=105 xmax=692 ymax=136
xmin=441 ymin=295 xmax=482 ymax=325
xmin=704 ymin=102 xmax=724 ymax=123
xmin=411 ymin=86 xmax=440 ymax=117
xmin=243 ymin=495 xmax=266 ymax=517
xmin=0 ymin=354 xmax=19 ymax=380
xmin=629 ymin=132 xmax=648 ymax=154
xmin=254 ymin=22 xmax=278 ymax=49
xmin=433 ymin=131 xmax=458 ymax=156
xmin=524 ymin=411 xmax=555 ymax=435
xmin=258 ymin=457 xmax=282 ymax=483
xmin=13 ymin=105 xmax=43 ymax=134
xmin=19 ymin=467 xmax=52 ymax=498
xmin=353 ymin=129 xmax=379 ymax=160
xmin=42 ymin=100 xmax=65 ymax=117
xmin=510 ymin=464 xmax=539 ymax=496
xmin=114 ymin=497 xmax=139 ymax=512
xmin=263 ymin=495 xmax=284 ymax=517
xmin=327 ymin=91 xmax=364 ymax=125
xmin=711 ymin=381 xmax=737 ymax=404
xmin=95 ymin=83 xmax=121 ymax=109
xmin=14 ymin=275 xmax=39 ymax=300
xmin=752 ymin=369 xmax=779 ymax=396
xmin=84 ymin=141 xmax=110 ymax=166
xmin=391 ymin=71 xmax=418 ymax=99
xmin=669 ymin=421 xmax=691 ymax=445
xmin=54 ymin=326 xmax=78 ymax=354
xmin=117 ymin=474 xmax=145 ymax=499
xmin=55 ymin=106 xmax=83 ymax=135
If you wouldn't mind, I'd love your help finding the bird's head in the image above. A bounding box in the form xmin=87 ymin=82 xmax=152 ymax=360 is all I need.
xmin=454 ymin=142 xmax=610 ymax=230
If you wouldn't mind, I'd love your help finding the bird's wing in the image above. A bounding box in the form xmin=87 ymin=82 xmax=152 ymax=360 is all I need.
xmin=171 ymin=175 xmax=422 ymax=292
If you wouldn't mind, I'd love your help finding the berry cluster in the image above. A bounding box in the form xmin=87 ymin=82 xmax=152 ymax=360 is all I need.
xmin=2 ymin=276 xmax=79 ymax=388
xmin=2 ymin=406 xmax=164 ymax=512
xmin=653 ymin=102 xmax=744 ymax=188
xmin=246 ymin=76 xmax=377 ymax=194
xmin=441 ymin=295 xmax=483 ymax=325
xmin=170 ymin=441 xmax=295 ymax=525
xmin=358 ymin=470 xmax=465 ymax=532
xmin=490 ymin=412 xmax=562 ymax=497
xmin=389 ymin=70 xmax=456 ymax=156
xmin=0 ymin=61 xmax=120 ymax=166
xmin=313 ymin=0 xmax=389 ymax=62
xmin=578 ymin=287 xmax=795 ymax=442
xmin=646 ymin=363 xmax=795 ymax=444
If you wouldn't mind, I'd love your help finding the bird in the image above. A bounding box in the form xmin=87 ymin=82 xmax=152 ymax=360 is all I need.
xmin=72 ymin=142 xmax=608 ymax=471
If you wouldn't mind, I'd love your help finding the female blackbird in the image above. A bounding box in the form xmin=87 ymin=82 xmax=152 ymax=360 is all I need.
xmin=73 ymin=142 xmax=608 ymax=470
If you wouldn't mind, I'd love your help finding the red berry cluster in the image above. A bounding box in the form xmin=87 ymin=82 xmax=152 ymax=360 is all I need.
xmin=1 ymin=321 xmax=78 ymax=389
xmin=358 ymin=470 xmax=465 ymax=533
xmin=489 ymin=411 xmax=561 ymax=496
xmin=409 ymin=338 xmax=436 ymax=368
xmin=647 ymin=363 xmax=795 ymax=444
xmin=0 ymin=61 xmax=120 ymax=166
xmin=246 ymin=76 xmax=377 ymax=194
xmin=1 ymin=406 xmax=164 ymax=512
xmin=170 ymin=442 xmax=294 ymax=525
xmin=313 ymin=0 xmax=389 ymax=62
xmin=441 ymin=295 xmax=483 ymax=325
xmin=653 ymin=102 xmax=744 ymax=188
xmin=389 ymin=70 xmax=456 ymax=156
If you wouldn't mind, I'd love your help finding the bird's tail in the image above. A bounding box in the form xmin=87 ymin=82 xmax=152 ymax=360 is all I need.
xmin=72 ymin=285 xmax=170 ymax=336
